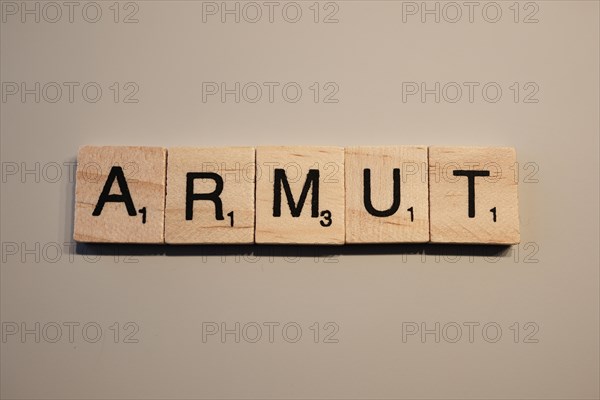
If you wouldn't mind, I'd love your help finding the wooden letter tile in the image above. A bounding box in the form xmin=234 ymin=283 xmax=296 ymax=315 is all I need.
xmin=255 ymin=146 xmax=345 ymax=244
xmin=164 ymin=147 xmax=255 ymax=244
xmin=74 ymin=146 xmax=167 ymax=243
xmin=429 ymin=146 xmax=520 ymax=244
xmin=345 ymin=146 xmax=429 ymax=243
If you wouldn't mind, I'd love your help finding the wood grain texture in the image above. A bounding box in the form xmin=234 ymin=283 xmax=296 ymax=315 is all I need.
xmin=165 ymin=147 xmax=255 ymax=244
xmin=345 ymin=146 xmax=429 ymax=243
xmin=73 ymin=146 xmax=167 ymax=243
xmin=429 ymin=146 xmax=520 ymax=244
xmin=255 ymin=146 xmax=345 ymax=244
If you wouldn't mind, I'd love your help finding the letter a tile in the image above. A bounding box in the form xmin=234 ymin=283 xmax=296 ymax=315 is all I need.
xmin=165 ymin=147 xmax=255 ymax=244
xmin=74 ymin=146 xmax=167 ymax=243
xmin=428 ymin=146 xmax=520 ymax=244
xmin=255 ymin=146 xmax=345 ymax=244
xmin=345 ymin=146 xmax=429 ymax=243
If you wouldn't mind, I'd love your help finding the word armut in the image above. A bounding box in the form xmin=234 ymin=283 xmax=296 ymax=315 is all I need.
xmin=73 ymin=146 xmax=520 ymax=245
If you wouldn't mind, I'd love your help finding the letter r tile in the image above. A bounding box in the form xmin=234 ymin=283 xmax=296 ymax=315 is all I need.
xmin=255 ymin=146 xmax=345 ymax=244
xmin=73 ymin=146 xmax=167 ymax=243
xmin=428 ymin=146 xmax=520 ymax=244
xmin=164 ymin=147 xmax=255 ymax=244
xmin=345 ymin=146 xmax=429 ymax=243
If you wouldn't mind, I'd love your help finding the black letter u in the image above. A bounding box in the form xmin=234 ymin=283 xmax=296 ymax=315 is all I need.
xmin=363 ymin=168 xmax=401 ymax=217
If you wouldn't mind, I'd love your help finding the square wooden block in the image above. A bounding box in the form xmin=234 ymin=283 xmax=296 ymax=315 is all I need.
xmin=345 ymin=146 xmax=429 ymax=243
xmin=429 ymin=146 xmax=520 ymax=244
xmin=165 ymin=147 xmax=255 ymax=244
xmin=74 ymin=146 xmax=167 ymax=243
xmin=255 ymin=146 xmax=345 ymax=244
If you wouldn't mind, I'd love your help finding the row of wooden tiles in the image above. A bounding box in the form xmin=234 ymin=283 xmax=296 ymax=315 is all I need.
xmin=74 ymin=146 xmax=520 ymax=245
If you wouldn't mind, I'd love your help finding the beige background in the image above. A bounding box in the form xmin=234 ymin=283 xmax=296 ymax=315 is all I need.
xmin=1 ymin=1 xmax=598 ymax=399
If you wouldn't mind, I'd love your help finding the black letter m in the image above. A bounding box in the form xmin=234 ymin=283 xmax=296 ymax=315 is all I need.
xmin=273 ymin=169 xmax=319 ymax=218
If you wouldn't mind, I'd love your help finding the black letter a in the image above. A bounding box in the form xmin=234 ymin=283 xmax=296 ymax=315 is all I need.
xmin=92 ymin=166 xmax=137 ymax=216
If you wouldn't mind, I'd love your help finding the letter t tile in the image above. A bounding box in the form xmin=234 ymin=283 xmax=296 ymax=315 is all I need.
xmin=428 ymin=146 xmax=520 ymax=244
